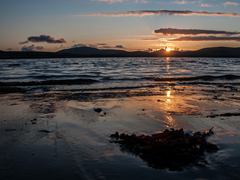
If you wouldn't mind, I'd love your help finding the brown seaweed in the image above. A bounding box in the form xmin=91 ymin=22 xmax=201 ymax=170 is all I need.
xmin=110 ymin=128 xmax=218 ymax=171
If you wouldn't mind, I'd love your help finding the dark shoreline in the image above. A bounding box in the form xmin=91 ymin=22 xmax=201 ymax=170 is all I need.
xmin=1 ymin=46 xmax=240 ymax=59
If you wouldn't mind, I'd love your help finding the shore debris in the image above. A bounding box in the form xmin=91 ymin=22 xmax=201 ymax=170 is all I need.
xmin=31 ymin=118 xmax=37 ymax=125
xmin=94 ymin=108 xmax=107 ymax=116
xmin=38 ymin=129 xmax=51 ymax=133
xmin=94 ymin=108 xmax=103 ymax=113
xmin=207 ymin=112 xmax=240 ymax=118
xmin=5 ymin=128 xmax=17 ymax=132
xmin=110 ymin=128 xmax=218 ymax=171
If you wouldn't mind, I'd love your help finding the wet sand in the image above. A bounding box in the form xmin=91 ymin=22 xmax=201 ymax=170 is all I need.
xmin=0 ymin=84 xmax=240 ymax=180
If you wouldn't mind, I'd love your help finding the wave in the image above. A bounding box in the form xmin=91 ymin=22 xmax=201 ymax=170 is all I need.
xmin=0 ymin=74 xmax=239 ymax=87
xmin=152 ymin=74 xmax=240 ymax=82
xmin=0 ymin=78 xmax=98 ymax=86
xmin=31 ymin=74 xmax=100 ymax=80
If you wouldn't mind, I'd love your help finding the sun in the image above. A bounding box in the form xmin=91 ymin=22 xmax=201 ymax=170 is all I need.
xmin=165 ymin=47 xmax=172 ymax=52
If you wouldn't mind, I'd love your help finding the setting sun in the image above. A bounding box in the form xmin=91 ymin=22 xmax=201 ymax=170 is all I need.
xmin=165 ymin=47 xmax=173 ymax=52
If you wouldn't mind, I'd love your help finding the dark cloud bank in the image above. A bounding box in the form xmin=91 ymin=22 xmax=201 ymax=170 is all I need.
xmin=170 ymin=36 xmax=240 ymax=41
xmin=154 ymin=28 xmax=240 ymax=35
xmin=87 ymin=9 xmax=240 ymax=17
xmin=21 ymin=45 xmax=44 ymax=52
xmin=72 ymin=43 xmax=125 ymax=49
xmin=20 ymin=35 xmax=66 ymax=44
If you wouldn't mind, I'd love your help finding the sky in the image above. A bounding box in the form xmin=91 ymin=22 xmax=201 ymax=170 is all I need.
xmin=1 ymin=0 xmax=240 ymax=51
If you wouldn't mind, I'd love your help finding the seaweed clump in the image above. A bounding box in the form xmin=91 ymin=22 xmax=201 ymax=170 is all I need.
xmin=110 ymin=128 xmax=218 ymax=171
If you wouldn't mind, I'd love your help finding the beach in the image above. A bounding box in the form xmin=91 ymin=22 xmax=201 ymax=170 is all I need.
xmin=0 ymin=57 xmax=240 ymax=179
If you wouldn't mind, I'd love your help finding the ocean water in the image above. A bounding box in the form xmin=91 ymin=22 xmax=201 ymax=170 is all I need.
xmin=0 ymin=57 xmax=239 ymax=88
xmin=0 ymin=57 xmax=240 ymax=180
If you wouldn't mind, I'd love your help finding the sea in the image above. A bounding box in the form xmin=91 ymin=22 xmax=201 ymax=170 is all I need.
xmin=0 ymin=57 xmax=240 ymax=180
xmin=0 ymin=57 xmax=239 ymax=91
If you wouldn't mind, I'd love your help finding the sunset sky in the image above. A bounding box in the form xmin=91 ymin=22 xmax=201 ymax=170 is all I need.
xmin=1 ymin=0 xmax=240 ymax=51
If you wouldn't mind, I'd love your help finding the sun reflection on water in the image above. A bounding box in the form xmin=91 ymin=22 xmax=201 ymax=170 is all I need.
xmin=165 ymin=114 xmax=176 ymax=127
xmin=164 ymin=89 xmax=176 ymax=127
xmin=166 ymin=90 xmax=171 ymax=103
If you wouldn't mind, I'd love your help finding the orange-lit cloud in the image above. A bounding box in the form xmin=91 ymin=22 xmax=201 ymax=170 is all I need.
xmin=85 ymin=9 xmax=240 ymax=17
xmin=170 ymin=36 xmax=240 ymax=41
xmin=95 ymin=0 xmax=148 ymax=3
xmin=224 ymin=1 xmax=239 ymax=6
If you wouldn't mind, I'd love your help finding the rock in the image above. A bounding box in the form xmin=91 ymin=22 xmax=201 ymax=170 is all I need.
xmin=207 ymin=112 xmax=240 ymax=118
xmin=110 ymin=132 xmax=119 ymax=139
xmin=38 ymin=129 xmax=51 ymax=133
xmin=31 ymin=118 xmax=37 ymax=125
xmin=5 ymin=128 xmax=17 ymax=132
xmin=94 ymin=108 xmax=103 ymax=113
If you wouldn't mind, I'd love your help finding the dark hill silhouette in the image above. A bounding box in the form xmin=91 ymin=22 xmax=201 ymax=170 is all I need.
xmin=58 ymin=47 xmax=150 ymax=57
xmin=1 ymin=47 xmax=240 ymax=59
xmin=0 ymin=51 xmax=57 ymax=59
xmin=189 ymin=47 xmax=240 ymax=57
xmin=58 ymin=47 xmax=102 ymax=55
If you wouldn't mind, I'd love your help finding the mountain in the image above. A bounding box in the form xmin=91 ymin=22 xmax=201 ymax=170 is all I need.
xmin=56 ymin=46 xmax=240 ymax=58
xmin=0 ymin=51 xmax=57 ymax=59
xmin=58 ymin=47 xmax=102 ymax=55
xmin=188 ymin=47 xmax=240 ymax=57
xmin=1 ymin=47 xmax=240 ymax=59
xmin=58 ymin=47 xmax=150 ymax=57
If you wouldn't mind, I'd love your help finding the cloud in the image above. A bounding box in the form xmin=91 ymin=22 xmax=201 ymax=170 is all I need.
xmin=115 ymin=45 xmax=125 ymax=48
xmin=95 ymin=0 xmax=126 ymax=3
xmin=224 ymin=1 xmax=239 ymax=6
xmin=94 ymin=0 xmax=148 ymax=4
xmin=20 ymin=35 xmax=66 ymax=44
xmin=72 ymin=43 xmax=97 ymax=48
xmin=170 ymin=36 xmax=240 ymax=41
xmin=173 ymin=0 xmax=195 ymax=5
xmin=71 ymin=43 xmax=125 ymax=49
xmin=21 ymin=45 xmax=44 ymax=51
xmin=142 ymin=37 xmax=159 ymax=40
xmin=97 ymin=43 xmax=108 ymax=46
xmin=173 ymin=0 xmax=212 ymax=7
xmin=84 ymin=9 xmax=240 ymax=17
xmin=200 ymin=3 xmax=211 ymax=7
xmin=19 ymin=41 xmax=29 ymax=45
xmin=154 ymin=28 xmax=240 ymax=35
xmin=174 ymin=0 xmax=240 ymax=8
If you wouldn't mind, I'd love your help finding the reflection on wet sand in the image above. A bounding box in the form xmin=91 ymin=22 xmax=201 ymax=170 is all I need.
xmin=165 ymin=115 xmax=176 ymax=128
xmin=0 ymin=81 xmax=240 ymax=179
xmin=166 ymin=90 xmax=171 ymax=103
xmin=161 ymin=89 xmax=176 ymax=127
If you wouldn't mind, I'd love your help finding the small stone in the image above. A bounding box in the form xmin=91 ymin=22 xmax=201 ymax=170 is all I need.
xmin=38 ymin=129 xmax=51 ymax=133
xmin=94 ymin=108 xmax=102 ymax=113
xmin=5 ymin=128 xmax=17 ymax=132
